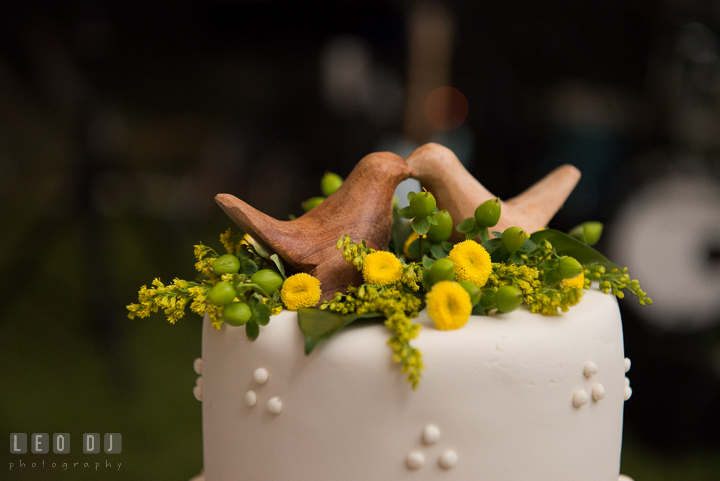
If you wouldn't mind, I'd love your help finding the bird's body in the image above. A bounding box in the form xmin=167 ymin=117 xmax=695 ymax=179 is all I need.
xmin=406 ymin=143 xmax=581 ymax=240
xmin=216 ymin=151 xmax=414 ymax=301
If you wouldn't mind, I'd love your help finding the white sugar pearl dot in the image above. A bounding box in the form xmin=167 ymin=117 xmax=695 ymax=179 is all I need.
xmin=584 ymin=361 xmax=598 ymax=378
xmin=267 ymin=396 xmax=282 ymax=414
xmin=624 ymin=358 xmax=631 ymax=373
xmin=193 ymin=385 xmax=203 ymax=402
xmin=245 ymin=390 xmax=257 ymax=407
xmin=624 ymin=386 xmax=633 ymax=401
xmin=193 ymin=358 xmax=203 ymax=375
xmin=625 ymin=376 xmax=631 ymax=387
xmin=619 ymin=474 xmax=634 ymax=481
xmin=422 ymin=424 xmax=441 ymax=445
xmin=573 ymin=389 xmax=589 ymax=408
xmin=406 ymin=452 xmax=425 ymax=470
xmin=439 ymin=450 xmax=458 ymax=469
xmin=592 ymin=383 xmax=606 ymax=401
xmin=254 ymin=368 xmax=269 ymax=384
xmin=195 ymin=376 xmax=203 ymax=388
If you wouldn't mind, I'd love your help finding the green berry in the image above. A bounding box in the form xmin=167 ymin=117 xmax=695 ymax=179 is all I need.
xmin=427 ymin=258 xmax=455 ymax=286
xmin=250 ymin=269 xmax=284 ymax=296
xmin=409 ymin=191 xmax=436 ymax=218
xmin=458 ymin=280 xmax=482 ymax=306
xmin=474 ymin=198 xmax=501 ymax=228
xmin=581 ymin=222 xmax=603 ymax=246
xmin=207 ymin=281 xmax=237 ymax=306
xmin=501 ymin=226 xmax=527 ymax=253
xmin=558 ymin=256 xmax=583 ymax=279
xmin=320 ymin=172 xmax=343 ymax=197
xmin=495 ymin=285 xmax=523 ymax=313
xmin=222 ymin=302 xmax=253 ymax=326
xmin=301 ymin=196 xmax=325 ymax=212
xmin=569 ymin=221 xmax=603 ymax=246
xmin=426 ymin=210 xmax=453 ymax=243
xmin=212 ymin=254 xmax=241 ymax=275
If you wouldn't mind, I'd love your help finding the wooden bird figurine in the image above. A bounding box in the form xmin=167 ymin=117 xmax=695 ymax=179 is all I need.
xmin=406 ymin=143 xmax=581 ymax=240
xmin=216 ymin=152 xmax=414 ymax=301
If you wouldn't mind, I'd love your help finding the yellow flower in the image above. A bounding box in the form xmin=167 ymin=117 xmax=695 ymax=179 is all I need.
xmin=426 ymin=281 xmax=472 ymax=330
xmin=362 ymin=251 xmax=403 ymax=286
xmin=281 ymin=273 xmax=322 ymax=311
xmin=560 ymin=272 xmax=585 ymax=289
xmin=447 ymin=240 xmax=492 ymax=287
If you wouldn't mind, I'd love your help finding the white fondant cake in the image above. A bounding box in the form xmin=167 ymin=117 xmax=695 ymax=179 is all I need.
xmin=198 ymin=288 xmax=631 ymax=481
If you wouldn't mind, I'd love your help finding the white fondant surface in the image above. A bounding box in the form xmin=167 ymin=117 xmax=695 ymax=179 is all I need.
xmin=201 ymin=289 xmax=626 ymax=481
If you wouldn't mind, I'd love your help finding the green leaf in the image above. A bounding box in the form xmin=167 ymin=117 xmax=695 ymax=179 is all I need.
xmin=519 ymin=238 xmax=537 ymax=253
xmin=412 ymin=216 xmax=431 ymax=235
xmin=483 ymin=238 xmax=502 ymax=254
xmin=422 ymin=255 xmax=436 ymax=269
xmin=427 ymin=215 xmax=438 ymax=226
xmin=479 ymin=228 xmax=490 ymax=244
xmin=407 ymin=191 xmax=416 ymax=203
xmin=471 ymin=303 xmax=486 ymax=316
xmin=269 ymin=254 xmax=286 ymax=278
xmin=491 ymin=231 xmax=503 ymax=238
xmin=544 ymin=269 xmax=563 ymax=288
xmin=490 ymin=245 xmax=509 ymax=263
xmin=466 ymin=224 xmax=482 ymax=240
xmin=530 ymin=229 xmax=619 ymax=270
xmin=397 ymin=206 xmax=415 ymax=219
xmin=240 ymin=259 xmax=258 ymax=276
xmin=457 ymin=217 xmax=477 ymax=233
xmin=542 ymin=259 xmax=559 ymax=271
xmin=245 ymin=321 xmax=259 ymax=341
xmin=253 ymin=242 xmax=270 ymax=259
xmin=509 ymin=251 xmax=524 ymax=265
xmin=297 ymin=309 xmax=383 ymax=354
xmin=430 ymin=244 xmax=447 ymax=259
xmin=441 ymin=241 xmax=453 ymax=252
xmin=252 ymin=303 xmax=271 ymax=326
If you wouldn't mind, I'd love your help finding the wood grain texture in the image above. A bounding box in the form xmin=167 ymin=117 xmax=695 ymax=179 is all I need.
xmin=406 ymin=143 xmax=581 ymax=241
xmin=216 ymin=152 xmax=414 ymax=302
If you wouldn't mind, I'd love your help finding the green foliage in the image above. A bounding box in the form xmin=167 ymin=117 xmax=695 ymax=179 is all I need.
xmin=127 ymin=228 xmax=286 ymax=339
xmin=298 ymin=309 xmax=383 ymax=354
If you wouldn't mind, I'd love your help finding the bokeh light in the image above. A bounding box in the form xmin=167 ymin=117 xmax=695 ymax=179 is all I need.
xmin=423 ymin=86 xmax=468 ymax=130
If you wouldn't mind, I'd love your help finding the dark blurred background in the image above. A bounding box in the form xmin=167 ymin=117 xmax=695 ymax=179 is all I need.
xmin=2 ymin=1 xmax=720 ymax=480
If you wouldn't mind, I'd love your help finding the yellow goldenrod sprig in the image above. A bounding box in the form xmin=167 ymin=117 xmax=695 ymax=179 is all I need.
xmin=127 ymin=278 xmax=209 ymax=324
xmin=584 ymin=264 xmax=652 ymax=305
xmin=526 ymin=285 xmax=585 ymax=315
xmin=320 ymin=277 xmax=424 ymax=388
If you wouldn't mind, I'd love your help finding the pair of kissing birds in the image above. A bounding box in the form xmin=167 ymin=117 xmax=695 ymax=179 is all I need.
xmin=216 ymin=143 xmax=581 ymax=302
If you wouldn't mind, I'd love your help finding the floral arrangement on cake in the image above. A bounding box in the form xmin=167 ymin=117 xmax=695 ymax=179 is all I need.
xmin=128 ymin=144 xmax=650 ymax=389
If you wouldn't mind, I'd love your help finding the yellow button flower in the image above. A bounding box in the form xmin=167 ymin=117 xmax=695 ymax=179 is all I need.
xmin=362 ymin=251 xmax=403 ymax=286
xmin=280 ymin=273 xmax=322 ymax=311
xmin=447 ymin=240 xmax=492 ymax=287
xmin=426 ymin=281 xmax=472 ymax=330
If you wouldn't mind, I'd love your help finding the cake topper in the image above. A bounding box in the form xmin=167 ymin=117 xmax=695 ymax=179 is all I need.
xmin=406 ymin=143 xmax=581 ymax=241
xmin=215 ymin=151 xmax=414 ymax=300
